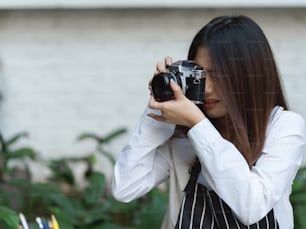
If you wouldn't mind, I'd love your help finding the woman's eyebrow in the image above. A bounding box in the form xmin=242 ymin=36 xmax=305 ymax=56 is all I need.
xmin=205 ymin=69 xmax=215 ymax=73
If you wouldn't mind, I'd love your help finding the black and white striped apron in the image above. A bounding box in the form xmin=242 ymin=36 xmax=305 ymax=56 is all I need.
xmin=175 ymin=161 xmax=279 ymax=229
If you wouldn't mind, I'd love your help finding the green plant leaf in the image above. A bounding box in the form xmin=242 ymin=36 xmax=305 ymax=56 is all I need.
xmin=88 ymin=154 xmax=97 ymax=165
xmin=84 ymin=172 xmax=106 ymax=206
xmin=99 ymin=222 xmax=135 ymax=229
xmin=6 ymin=147 xmax=36 ymax=160
xmin=28 ymin=222 xmax=40 ymax=229
xmin=292 ymin=180 xmax=305 ymax=192
xmin=6 ymin=132 xmax=29 ymax=147
xmin=0 ymin=206 xmax=19 ymax=228
xmin=73 ymin=208 xmax=110 ymax=226
xmin=294 ymin=205 xmax=306 ymax=228
xmin=77 ymin=133 xmax=102 ymax=142
xmin=101 ymin=128 xmax=127 ymax=144
xmin=101 ymin=198 xmax=138 ymax=214
xmin=97 ymin=149 xmax=116 ymax=165
xmin=291 ymin=166 xmax=306 ymax=228
xmin=77 ymin=128 xmax=127 ymax=144
xmin=49 ymin=160 xmax=75 ymax=185
xmin=0 ymin=133 xmax=6 ymax=152
xmin=291 ymin=193 xmax=306 ymax=204
xmin=135 ymin=188 xmax=168 ymax=228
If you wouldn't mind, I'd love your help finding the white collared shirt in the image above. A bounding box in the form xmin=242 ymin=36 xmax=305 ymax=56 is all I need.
xmin=112 ymin=106 xmax=306 ymax=229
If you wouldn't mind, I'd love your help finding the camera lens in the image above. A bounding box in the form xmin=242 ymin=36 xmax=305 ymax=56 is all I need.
xmin=151 ymin=72 xmax=175 ymax=102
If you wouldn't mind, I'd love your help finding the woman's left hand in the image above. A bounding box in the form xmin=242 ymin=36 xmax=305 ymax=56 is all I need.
xmin=148 ymin=80 xmax=205 ymax=128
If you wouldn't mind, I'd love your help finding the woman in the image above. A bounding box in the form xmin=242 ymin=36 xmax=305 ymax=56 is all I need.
xmin=112 ymin=15 xmax=306 ymax=228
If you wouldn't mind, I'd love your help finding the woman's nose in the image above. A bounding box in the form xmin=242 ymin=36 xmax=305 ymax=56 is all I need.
xmin=205 ymin=75 xmax=213 ymax=96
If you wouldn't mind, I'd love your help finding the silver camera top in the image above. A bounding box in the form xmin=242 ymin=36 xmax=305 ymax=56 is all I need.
xmin=167 ymin=60 xmax=206 ymax=80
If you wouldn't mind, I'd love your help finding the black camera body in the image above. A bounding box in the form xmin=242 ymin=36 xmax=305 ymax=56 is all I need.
xmin=151 ymin=60 xmax=206 ymax=104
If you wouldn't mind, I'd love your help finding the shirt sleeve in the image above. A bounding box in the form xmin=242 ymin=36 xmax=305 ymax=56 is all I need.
xmin=187 ymin=109 xmax=306 ymax=225
xmin=112 ymin=107 xmax=175 ymax=202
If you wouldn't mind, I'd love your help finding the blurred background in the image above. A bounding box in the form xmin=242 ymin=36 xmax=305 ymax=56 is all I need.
xmin=0 ymin=1 xmax=306 ymax=179
xmin=0 ymin=1 xmax=306 ymax=228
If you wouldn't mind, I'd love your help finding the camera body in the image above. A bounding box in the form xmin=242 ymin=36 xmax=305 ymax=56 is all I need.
xmin=151 ymin=60 xmax=206 ymax=104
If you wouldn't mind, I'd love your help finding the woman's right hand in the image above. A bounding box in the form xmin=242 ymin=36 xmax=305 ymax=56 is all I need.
xmin=148 ymin=56 xmax=205 ymax=128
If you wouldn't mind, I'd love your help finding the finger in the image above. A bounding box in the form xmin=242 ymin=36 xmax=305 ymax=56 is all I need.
xmin=156 ymin=62 xmax=167 ymax=73
xmin=148 ymin=85 xmax=152 ymax=95
xmin=148 ymin=96 xmax=162 ymax=110
xmin=148 ymin=78 xmax=153 ymax=87
xmin=165 ymin=56 xmax=173 ymax=66
xmin=147 ymin=113 xmax=165 ymax=122
xmin=170 ymin=79 xmax=184 ymax=99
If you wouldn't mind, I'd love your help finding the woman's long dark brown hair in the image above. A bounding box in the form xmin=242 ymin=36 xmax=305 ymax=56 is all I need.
xmin=188 ymin=15 xmax=288 ymax=165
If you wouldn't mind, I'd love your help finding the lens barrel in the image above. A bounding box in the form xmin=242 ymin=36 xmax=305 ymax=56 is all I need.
xmin=151 ymin=72 xmax=180 ymax=102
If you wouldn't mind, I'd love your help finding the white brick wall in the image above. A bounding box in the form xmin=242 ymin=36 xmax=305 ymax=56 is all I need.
xmin=0 ymin=9 xmax=305 ymax=178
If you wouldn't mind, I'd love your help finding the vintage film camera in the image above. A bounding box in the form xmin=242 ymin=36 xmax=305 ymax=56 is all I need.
xmin=151 ymin=60 xmax=206 ymax=104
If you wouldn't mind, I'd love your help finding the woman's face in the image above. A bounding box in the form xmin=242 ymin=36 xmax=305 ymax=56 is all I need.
xmin=194 ymin=47 xmax=227 ymax=119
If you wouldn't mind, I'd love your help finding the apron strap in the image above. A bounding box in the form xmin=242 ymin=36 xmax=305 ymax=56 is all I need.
xmin=184 ymin=160 xmax=201 ymax=194
xmin=175 ymin=159 xmax=280 ymax=229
